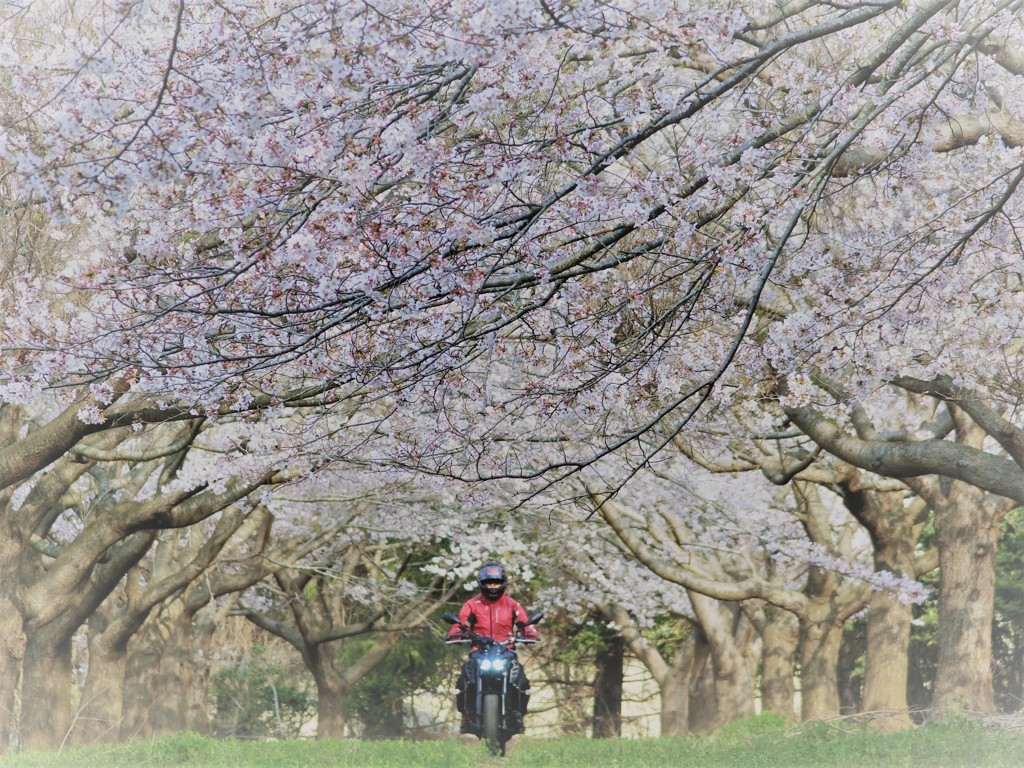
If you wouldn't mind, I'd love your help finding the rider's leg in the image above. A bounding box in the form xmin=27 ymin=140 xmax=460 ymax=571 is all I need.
xmin=508 ymin=660 xmax=530 ymax=732
xmin=457 ymin=655 xmax=479 ymax=733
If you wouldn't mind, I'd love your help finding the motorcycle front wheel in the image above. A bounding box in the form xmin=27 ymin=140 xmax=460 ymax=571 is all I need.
xmin=481 ymin=692 xmax=504 ymax=755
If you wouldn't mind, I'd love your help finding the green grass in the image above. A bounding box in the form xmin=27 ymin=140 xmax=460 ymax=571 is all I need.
xmin=1 ymin=715 xmax=1022 ymax=767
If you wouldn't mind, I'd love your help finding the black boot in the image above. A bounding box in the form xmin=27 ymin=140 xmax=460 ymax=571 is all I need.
xmin=507 ymin=710 xmax=525 ymax=734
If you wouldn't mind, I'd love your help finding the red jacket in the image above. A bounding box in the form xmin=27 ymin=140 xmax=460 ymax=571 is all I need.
xmin=448 ymin=593 xmax=539 ymax=643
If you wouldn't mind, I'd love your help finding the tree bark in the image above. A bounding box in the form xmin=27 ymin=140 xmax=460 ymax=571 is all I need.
xmin=304 ymin=636 xmax=396 ymax=740
xmin=0 ymin=564 xmax=25 ymax=752
xmin=688 ymin=628 xmax=717 ymax=733
xmin=786 ymin=394 xmax=1015 ymax=722
xmin=860 ymin=589 xmax=914 ymax=727
xmin=798 ymin=602 xmax=844 ymax=721
xmin=659 ymin=655 xmax=692 ymax=737
xmin=19 ymin=529 xmax=153 ymax=751
xmin=927 ymin=481 xmax=1005 ymax=717
xmin=760 ymin=605 xmax=798 ymax=723
xmin=121 ymin=614 xmax=169 ymax=739
xmin=310 ymin=648 xmax=350 ymax=741
xmin=892 ymin=411 xmax=1011 ymax=719
xmin=842 ymin=486 xmax=927 ymax=731
xmin=188 ymin=598 xmax=238 ymax=734
xmin=150 ymin=612 xmax=194 ymax=736
xmin=20 ymin=629 xmax=73 ymax=752
xmin=690 ymin=592 xmax=757 ymax=729
xmin=74 ymin=601 xmax=129 ymax=746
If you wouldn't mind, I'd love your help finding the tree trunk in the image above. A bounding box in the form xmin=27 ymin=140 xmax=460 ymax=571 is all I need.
xmin=592 ymin=632 xmax=623 ymax=738
xmin=761 ymin=606 xmax=798 ymax=723
xmin=844 ymin=487 xmax=923 ymax=731
xmin=861 ymin=587 xmax=913 ymax=730
xmin=687 ymin=628 xmax=717 ymax=733
xmin=798 ymin=606 xmax=843 ymax=721
xmin=149 ymin=615 xmax=194 ymax=736
xmin=20 ymin=631 xmax=72 ymax=751
xmin=659 ymin=663 xmax=691 ymax=737
xmin=121 ymin=614 xmax=169 ymax=739
xmin=73 ymin=629 xmax=128 ymax=745
xmin=310 ymin=649 xmax=350 ymax=741
xmin=188 ymin=599 xmax=235 ymax=734
xmin=690 ymin=592 xmax=757 ymax=728
xmin=316 ymin=682 xmax=350 ymax=740
xmin=928 ymin=482 xmax=1004 ymax=717
xmin=0 ymin=512 xmax=26 ymax=754
xmin=0 ymin=593 xmax=24 ymax=753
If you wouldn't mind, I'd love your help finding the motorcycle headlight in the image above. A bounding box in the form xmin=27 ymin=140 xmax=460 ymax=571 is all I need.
xmin=480 ymin=659 xmax=492 ymax=671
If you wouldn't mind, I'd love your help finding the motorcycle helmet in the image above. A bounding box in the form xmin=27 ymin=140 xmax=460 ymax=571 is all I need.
xmin=478 ymin=562 xmax=507 ymax=600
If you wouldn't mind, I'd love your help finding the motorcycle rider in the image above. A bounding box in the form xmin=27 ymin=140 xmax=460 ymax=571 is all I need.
xmin=448 ymin=562 xmax=537 ymax=734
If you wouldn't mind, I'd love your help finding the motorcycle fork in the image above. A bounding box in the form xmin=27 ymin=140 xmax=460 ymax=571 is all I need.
xmin=474 ymin=671 xmax=509 ymax=727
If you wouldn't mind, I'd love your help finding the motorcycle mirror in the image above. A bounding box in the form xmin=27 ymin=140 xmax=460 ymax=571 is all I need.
xmin=442 ymin=613 xmax=461 ymax=625
xmin=468 ymin=613 xmax=478 ymax=626
xmin=527 ymin=610 xmax=544 ymax=626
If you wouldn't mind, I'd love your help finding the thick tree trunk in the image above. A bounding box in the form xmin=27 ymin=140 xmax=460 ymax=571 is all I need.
xmin=845 ymin=488 xmax=923 ymax=731
xmin=592 ymin=633 xmax=624 ymax=738
xmin=687 ymin=629 xmax=717 ymax=733
xmin=20 ymin=631 xmax=72 ymax=751
xmin=0 ymin=510 xmax=27 ymax=753
xmin=761 ymin=606 xmax=798 ymax=723
xmin=861 ymin=587 xmax=913 ymax=730
xmin=662 ymin=633 xmax=695 ymax=736
xmin=308 ymin=634 xmax=398 ymax=740
xmin=121 ymin=615 xmax=168 ymax=739
xmin=73 ymin=631 xmax=128 ymax=745
xmin=690 ymin=593 xmax=756 ymax=729
xmin=148 ymin=615 xmax=193 ymax=735
xmin=798 ymin=607 xmax=843 ymax=721
xmin=188 ymin=600 xmax=233 ymax=734
xmin=0 ymin=594 xmax=24 ymax=753
xmin=316 ymin=684 xmax=350 ymax=740
xmin=929 ymin=482 xmax=1004 ymax=717
xmin=305 ymin=644 xmax=352 ymax=741
xmin=659 ymin=665 xmax=691 ymax=737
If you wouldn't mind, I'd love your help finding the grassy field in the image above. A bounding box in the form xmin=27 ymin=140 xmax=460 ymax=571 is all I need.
xmin=0 ymin=715 xmax=1021 ymax=767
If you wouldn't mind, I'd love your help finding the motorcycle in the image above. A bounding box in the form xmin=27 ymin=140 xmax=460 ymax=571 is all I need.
xmin=443 ymin=610 xmax=543 ymax=755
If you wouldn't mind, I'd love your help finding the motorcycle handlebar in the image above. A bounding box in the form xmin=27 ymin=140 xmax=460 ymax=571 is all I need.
xmin=444 ymin=632 xmax=540 ymax=645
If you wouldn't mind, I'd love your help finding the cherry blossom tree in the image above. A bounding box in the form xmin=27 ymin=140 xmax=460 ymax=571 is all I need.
xmin=3 ymin=0 xmax=1024 ymax=742
xmin=4 ymin=413 xmax=297 ymax=751
xmin=1 ymin=0 xmax=1021 ymax=484
xmin=784 ymin=378 xmax=1024 ymax=717
xmin=236 ymin=490 xmax=468 ymax=740
xmin=668 ymin=423 xmax=937 ymax=729
xmin=540 ymin=520 xmax=701 ymax=735
xmin=583 ymin=461 xmax=931 ymax=722
xmin=73 ymin=499 xmax=331 ymax=745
